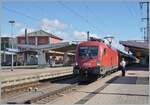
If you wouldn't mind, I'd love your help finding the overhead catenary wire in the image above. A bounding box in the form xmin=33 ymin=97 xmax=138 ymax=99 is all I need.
xmin=3 ymin=3 xmax=106 ymax=36
xmin=2 ymin=6 xmax=41 ymax=22
xmin=57 ymin=1 xmax=106 ymax=35
xmin=84 ymin=4 xmax=108 ymax=30
xmin=2 ymin=6 xmax=47 ymax=32
xmin=123 ymin=2 xmax=145 ymax=40
xmin=126 ymin=3 xmax=137 ymax=19
xmin=2 ymin=6 xmax=43 ymax=37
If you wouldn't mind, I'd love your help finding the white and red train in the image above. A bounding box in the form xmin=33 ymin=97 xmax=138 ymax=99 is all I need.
xmin=73 ymin=37 xmax=136 ymax=81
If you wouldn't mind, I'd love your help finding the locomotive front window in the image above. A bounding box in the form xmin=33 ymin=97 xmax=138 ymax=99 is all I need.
xmin=79 ymin=46 xmax=98 ymax=58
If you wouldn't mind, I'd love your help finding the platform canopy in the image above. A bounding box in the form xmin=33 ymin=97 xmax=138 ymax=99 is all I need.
xmin=17 ymin=42 xmax=77 ymax=53
xmin=119 ymin=40 xmax=149 ymax=57
xmin=51 ymin=43 xmax=77 ymax=53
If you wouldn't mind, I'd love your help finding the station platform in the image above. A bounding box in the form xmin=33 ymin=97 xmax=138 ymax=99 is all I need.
xmin=48 ymin=65 xmax=149 ymax=104
xmin=0 ymin=66 xmax=73 ymax=87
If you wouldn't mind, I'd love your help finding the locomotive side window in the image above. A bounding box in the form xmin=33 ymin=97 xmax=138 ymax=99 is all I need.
xmin=103 ymin=48 xmax=106 ymax=56
xmin=79 ymin=46 xmax=98 ymax=58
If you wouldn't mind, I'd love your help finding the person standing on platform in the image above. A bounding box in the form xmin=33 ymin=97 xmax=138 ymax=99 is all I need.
xmin=120 ymin=58 xmax=126 ymax=76
xmin=48 ymin=57 xmax=52 ymax=67
xmin=51 ymin=56 xmax=56 ymax=67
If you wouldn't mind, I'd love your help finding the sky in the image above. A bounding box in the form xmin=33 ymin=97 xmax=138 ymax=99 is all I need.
xmin=1 ymin=0 xmax=148 ymax=51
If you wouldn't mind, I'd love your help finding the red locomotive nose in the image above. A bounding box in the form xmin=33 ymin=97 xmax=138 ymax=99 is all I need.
xmin=77 ymin=45 xmax=99 ymax=68
xmin=79 ymin=58 xmax=98 ymax=68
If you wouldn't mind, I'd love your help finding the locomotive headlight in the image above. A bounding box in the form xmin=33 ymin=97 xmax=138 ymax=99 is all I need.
xmin=75 ymin=62 xmax=78 ymax=66
xmin=96 ymin=61 xmax=101 ymax=66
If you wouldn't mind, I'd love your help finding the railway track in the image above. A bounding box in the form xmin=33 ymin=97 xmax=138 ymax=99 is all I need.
xmin=2 ymin=82 xmax=41 ymax=98
xmin=27 ymin=83 xmax=82 ymax=104
xmin=2 ymin=69 xmax=118 ymax=104
xmin=32 ymin=70 xmax=117 ymax=104
xmin=2 ymin=74 xmax=80 ymax=104
xmin=1 ymin=74 xmax=75 ymax=99
xmin=4 ymin=78 xmax=80 ymax=104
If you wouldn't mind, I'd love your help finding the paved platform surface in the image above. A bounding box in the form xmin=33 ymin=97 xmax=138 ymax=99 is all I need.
xmin=48 ymin=65 xmax=149 ymax=104
xmin=0 ymin=66 xmax=73 ymax=79
xmin=0 ymin=66 xmax=73 ymax=87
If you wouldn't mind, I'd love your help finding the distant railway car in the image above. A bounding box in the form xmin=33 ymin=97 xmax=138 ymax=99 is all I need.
xmin=73 ymin=37 xmax=135 ymax=81
xmin=73 ymin=37 xmax=119 ymax=81
xmin=118 ymin=51 xmax=136 ymax=67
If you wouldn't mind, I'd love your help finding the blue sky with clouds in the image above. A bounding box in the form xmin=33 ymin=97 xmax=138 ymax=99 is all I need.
xmin=1 ymin=0 xmax=147 ymax=50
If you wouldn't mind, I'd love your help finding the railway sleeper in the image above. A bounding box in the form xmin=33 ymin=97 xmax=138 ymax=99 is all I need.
xmin=24 ymin=85 xmax=78 ymax=104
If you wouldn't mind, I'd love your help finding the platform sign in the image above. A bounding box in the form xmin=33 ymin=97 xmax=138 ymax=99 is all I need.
xmin=6 ymin=48 xmax=20 ymax=52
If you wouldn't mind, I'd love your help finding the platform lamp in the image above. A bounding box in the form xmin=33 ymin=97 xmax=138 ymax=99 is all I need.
xmin=9 ymin=20 xmax=15 ymax=71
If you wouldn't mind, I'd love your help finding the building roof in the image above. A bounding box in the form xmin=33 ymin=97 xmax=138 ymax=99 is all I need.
xmin=1 ymin=36 xmax=12 ymax=38
xmin=119 ymin=40 xmax=149 ymax=49
xmin=17 ymin=30 xmax=63 ymax=40
xmin=17 ymin=42 xmax=77 ymax=53
xmin=17 ymin=42 xmax=72 ymax=50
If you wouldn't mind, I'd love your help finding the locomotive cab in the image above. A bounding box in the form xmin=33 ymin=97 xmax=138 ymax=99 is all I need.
xmin=73 ymin=46 xmax=100 ymax=73
xmin=73 ymin=37 xmax=119 ymax=82
xmin=73 ymin=40 xmax=104 ymax=81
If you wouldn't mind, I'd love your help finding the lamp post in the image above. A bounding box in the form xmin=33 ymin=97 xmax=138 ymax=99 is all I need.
xmin=87 ymin=31 xmax=90 ymax=41
xmin=9 ymin=20 xmax=15 ymax=71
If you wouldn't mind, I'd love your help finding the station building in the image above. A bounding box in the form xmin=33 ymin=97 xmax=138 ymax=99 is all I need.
xmin=17 ymin=30 xmax=62 ymax=45
xmin=16 ymin=30 xmax=76 ymax=66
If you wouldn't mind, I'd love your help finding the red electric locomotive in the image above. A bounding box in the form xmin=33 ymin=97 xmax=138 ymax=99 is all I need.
xmin=73 ymin=37 xmax=119 ymax=81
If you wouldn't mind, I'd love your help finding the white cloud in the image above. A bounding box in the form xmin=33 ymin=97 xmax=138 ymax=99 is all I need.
xmin=73 ymin=30 xmax=99 ymax=40
xmin=53 ymin=31 xmax=68 ymax=40
xmin=55 ymin=31 xmax=67 ymax=36
xmin=1 ymin=33 xmax=11 ymax=37
xmin=40 ymin=18 xmax=67 ymax=31
xmin=73 ymin=31 xmax=87 ymax=38
xmin=90 ymin=33 xmax=99 ymax=38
